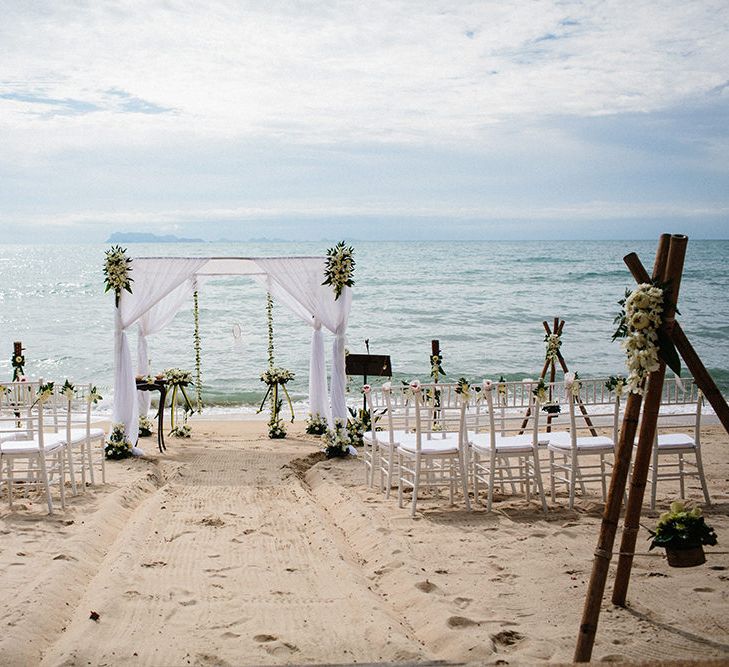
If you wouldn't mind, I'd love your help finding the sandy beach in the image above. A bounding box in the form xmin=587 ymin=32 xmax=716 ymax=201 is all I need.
xmin=1 ymin=418 xmax=727 ymax=666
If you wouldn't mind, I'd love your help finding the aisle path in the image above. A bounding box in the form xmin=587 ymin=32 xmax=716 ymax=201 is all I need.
xmin=43 ymin=444 xmax=427 ymax=665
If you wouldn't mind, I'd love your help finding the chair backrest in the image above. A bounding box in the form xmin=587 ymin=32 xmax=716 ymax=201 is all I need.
xmin=565 ymin=376 xmax=620 ymax=447
xmin=481 ymin=380 xmax=541 ymax=448
xmin=653 ymin=377 xmax=702 ymax=444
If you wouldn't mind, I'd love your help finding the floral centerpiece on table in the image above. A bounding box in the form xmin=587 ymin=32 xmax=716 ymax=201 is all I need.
xmin=105 ymin=422 xmax=133 ymax=459
xmin=103 ymin=245 xmax=133 ymax=308
xmin=648 ymin=501 xmax=717 ymax=567
xmin=164 ymin=368 xmax=194 ymax=437
xmin=322 ymin=241 xmax=355 ymax=300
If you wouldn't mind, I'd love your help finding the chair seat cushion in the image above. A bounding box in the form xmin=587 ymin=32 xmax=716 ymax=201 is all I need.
xmin=1 ymin=433 xmax=66 ymax=454
xmin=469 ymin=432 xmax=548 ymax=453
xmin=656 ymin=433 xmax=696 ymax=449
xmin=548 ymin=436 xmax=614 ymax=452
xmin=397 ymin=435 xmax=460 ymax=455
xmin=67 ymin=427 xmax=105 ymax=445
xmin=364 ymin=429 xmax=411 ymax=445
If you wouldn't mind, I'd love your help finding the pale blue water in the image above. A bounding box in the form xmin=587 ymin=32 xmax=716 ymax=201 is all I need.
xmin=1 ymin=240 xmax=728 ymax=411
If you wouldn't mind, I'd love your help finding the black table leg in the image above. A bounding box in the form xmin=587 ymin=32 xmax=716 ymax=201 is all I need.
xmin=157 ymin=386 xmax=167 ymax=453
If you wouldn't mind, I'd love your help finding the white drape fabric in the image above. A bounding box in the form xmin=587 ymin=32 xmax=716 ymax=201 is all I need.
xmin=112 ymin=256 xmax=352 ymax=442
xmin=136 ymin=276 xmax=208 ymax=415
xmin=250 ymin=257 xmax=352 ymax=420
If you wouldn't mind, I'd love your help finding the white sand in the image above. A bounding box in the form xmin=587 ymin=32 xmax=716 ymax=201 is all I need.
xmin=1 ymin=419 xmax=728 ymax=665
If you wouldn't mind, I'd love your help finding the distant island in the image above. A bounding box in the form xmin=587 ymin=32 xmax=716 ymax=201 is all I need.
xmin=106 ymin=232 xmax=205 ymax=243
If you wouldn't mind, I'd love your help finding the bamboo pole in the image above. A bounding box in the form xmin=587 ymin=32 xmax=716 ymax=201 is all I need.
xmin=573 ymin=236 xmax=669 ymax=662
xmin=612 ymin=235 xmax=684 ymax=606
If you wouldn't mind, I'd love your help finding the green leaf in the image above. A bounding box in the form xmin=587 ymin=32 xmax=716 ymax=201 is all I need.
xmin=657 ymin=328 xmax=681 ymax=376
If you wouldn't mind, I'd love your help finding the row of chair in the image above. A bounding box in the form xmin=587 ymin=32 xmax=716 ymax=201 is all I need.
xmin=362 ymin=376 xmax=710 ymax=517
xmin=0 ymin=379 xmax=106 ymax=514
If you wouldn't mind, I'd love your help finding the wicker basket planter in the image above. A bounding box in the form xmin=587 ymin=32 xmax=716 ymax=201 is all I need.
xmin=665 ymin=545 xmax=706 ymax=568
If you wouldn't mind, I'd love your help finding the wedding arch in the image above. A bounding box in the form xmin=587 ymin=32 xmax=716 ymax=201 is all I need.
xmin=111 ymin=255 xmax=352 ymax=443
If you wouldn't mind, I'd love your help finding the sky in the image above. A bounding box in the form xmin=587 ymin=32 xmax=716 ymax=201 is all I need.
xmin=1 ymin=1 xmax=728 ymax=242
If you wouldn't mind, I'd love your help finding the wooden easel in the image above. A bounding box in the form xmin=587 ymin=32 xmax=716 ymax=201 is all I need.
xmin=521 ymin=318 xmax=598 ymax=436
xmin=574 ymin=234 xmax=729 ymax=662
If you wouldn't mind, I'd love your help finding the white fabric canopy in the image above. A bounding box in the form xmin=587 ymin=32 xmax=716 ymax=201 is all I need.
xmin=113 ymin=255 xmax=352 ymax=446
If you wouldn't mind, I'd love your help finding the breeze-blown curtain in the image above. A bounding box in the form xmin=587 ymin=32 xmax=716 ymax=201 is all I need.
xmin=251 ymin=257 xmax=352 ymax=421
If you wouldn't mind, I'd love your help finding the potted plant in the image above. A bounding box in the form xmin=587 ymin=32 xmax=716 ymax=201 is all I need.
xmin=648 ymin=501 xmax=717 ymax=567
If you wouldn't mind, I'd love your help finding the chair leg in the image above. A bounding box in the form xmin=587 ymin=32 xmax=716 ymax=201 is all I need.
xmin=37 ymin=454 xmax=54 ymax=515
xmin=694 ymin=448 xmax=711 ymax=505
xmin=411 ymin=455 xmax=421 ymax=518
xmin=532 ymin=455 xmax=548 ymax=513
xmin=600 ymin=455 xmax=607 ymax=502
xmin=87 ymin=438 xmax=95 ymax=486
xmin=460 ymin=451 xmax=471 ymax=511
xmin=397 ymin=453 xmax=404 ymax=508
xmin=6 ymin=458 xmax=14 ymax=508
xmin=549 ymin=451 xmax=556 ymax=502
xmin=487 ymin=450 xmax=496 ymax=512
xmin=569 ymin=456 xmax=577 ymax=510
xmin=678 ymin=454 xmax=685 ymax=499
xmin=65 ymin=445 xmax=77 ymax=496
xmin=58 ymin=450 xmax=66 ymax=509
xmin=650 ymin=446 xmax=658 ymax=510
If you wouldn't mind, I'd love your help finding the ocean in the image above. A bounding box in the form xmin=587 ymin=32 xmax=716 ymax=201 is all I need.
xmin=1 ymin=240 xmax=728 ymax=413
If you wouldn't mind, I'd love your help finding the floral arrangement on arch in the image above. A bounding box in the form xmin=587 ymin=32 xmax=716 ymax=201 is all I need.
xmin=103 ymin=245 xmax=133 ymax=308
xmin=105 ymin=422 xmax=133 ymax=459
xmin=322 ymin=241 xmax=355 ymax=300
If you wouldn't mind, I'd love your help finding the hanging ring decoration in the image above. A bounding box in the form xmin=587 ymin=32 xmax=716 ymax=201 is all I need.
xmin=232 ymin=323 xmax=242 ymax=340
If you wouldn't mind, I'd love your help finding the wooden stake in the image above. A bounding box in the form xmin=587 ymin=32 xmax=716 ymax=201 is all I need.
xmin=573 ymin=236 xmax=669 ymax=662
xmin=612 ymin=234 xmax=684 ymax=606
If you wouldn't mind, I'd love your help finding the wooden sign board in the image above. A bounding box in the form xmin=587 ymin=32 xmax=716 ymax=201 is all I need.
xmin=345 ymin=354 xmax=392 ymax=377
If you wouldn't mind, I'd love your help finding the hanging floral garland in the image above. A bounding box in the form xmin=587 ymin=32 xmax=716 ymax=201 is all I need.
xmin=258 ymin=292 xmax=295 ymax=439
xmin=103 ymin=245 xmax=133 ymax=308
xmin=322 ymin=241 xmax=355 ymax=300
xmin=193 ymin=289 xmax=203 ymax=412
xmin=612 ymin=283 xmax=678 ymax=395
xmin=544 ymin=332 xmax=562 ymax=362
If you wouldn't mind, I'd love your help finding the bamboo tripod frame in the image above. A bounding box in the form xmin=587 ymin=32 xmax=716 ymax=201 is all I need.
xmin=520 ymin=318 xmax=598 ymax=437
xmin=573 ymin=233 xmax=729 ymax=662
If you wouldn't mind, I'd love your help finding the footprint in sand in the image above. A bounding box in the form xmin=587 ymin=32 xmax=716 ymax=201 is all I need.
xmin=254 ymin=634 xmax=278 ymax=643
xmin=491 ymin=630 xmax=524 ymax=647
xmin=447 ymin=616 xmax=479 ymax=628
xmin=693 ymin=587 xmax=715 ymax=593
xmin=453 ymin=597 xmax=472 ymax=609
xmin=415 ymin=580 xmax=438 ymax=593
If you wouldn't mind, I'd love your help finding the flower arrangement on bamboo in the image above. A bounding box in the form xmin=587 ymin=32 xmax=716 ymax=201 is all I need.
xmin=258 ymin=292 xmax=295 ymax=439
xmin=544 ymin=332 xmax=562 ymax=362
xmin=105 ymin=422 xmax=133 ymax=459
xmin=322 ymin=241 xmax=355 ymax=300
xmin=613 ymin=282 xmax=681 ymax=395
xmin=11 ymin=352 xmax=25 ymax=381
xmin=305 ymin=413 xmax=329 ymax=436
xmin=103 ymin=245 xmax=133 ymax=308
xmin=164 ymin=368 xmax=194 ymax=437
